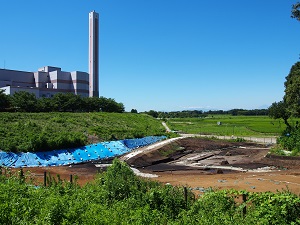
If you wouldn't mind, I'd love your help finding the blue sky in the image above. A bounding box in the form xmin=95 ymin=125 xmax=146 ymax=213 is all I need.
xmin=0 ymin=0 xmax=299 ymax=112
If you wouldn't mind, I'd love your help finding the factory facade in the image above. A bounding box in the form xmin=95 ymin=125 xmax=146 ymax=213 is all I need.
xmin=0 ymin=11 xmax=99 ymax=98
xmin=0 ymin=66 xmax=89 ymax=98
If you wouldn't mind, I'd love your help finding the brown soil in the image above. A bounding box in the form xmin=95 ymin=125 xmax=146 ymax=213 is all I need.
xmin=134 ymin=138 xmax=300 ymax=194
xmin=10 ymin=137 xmax=300 ymax=194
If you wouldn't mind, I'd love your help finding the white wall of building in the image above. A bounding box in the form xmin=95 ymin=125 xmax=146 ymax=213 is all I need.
xmin=0 ymin=67 xmax=89 ymax=98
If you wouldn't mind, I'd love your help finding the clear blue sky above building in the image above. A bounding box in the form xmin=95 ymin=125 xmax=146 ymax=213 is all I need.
xmin=0 ymin=0 xmax=299 ymax=112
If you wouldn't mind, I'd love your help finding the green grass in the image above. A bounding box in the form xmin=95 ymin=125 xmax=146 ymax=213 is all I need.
xmin=167 ymin=115 xmax=286 ymax=137
xmin=157 ymin=142 xmax=183 ymax=157
xmin=0 ymin=112 xmax=166 ymax=152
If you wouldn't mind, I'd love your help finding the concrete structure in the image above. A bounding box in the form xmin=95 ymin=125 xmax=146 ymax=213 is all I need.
xmin=0 ymin=11 xmax=100 ymax=98
xmin=0 ymin=66 xmax=89 ymax=98
xmin=89 ymin=10 xmax=99 ymax=97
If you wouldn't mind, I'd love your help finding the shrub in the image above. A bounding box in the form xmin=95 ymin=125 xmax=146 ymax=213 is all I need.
xmin=245 ymin=191 xmax=300 ymax=224
xmin=181 ymin=190 xmax=238 ymax=224
xmin=277 ymin=128 xmax=300 ymax=155
xmin=102 ymin=158 xmax=139 ymax=202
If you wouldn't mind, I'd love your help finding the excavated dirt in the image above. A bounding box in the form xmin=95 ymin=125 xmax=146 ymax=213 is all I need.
xmin=130 ymin=138 xmax=300 ymax=194
xmin=9 ymin=137 xmax=300 ymax=194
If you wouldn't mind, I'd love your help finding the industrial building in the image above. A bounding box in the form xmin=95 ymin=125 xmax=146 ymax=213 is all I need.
xmin=0 ymin=11 xmax=99 ymax=98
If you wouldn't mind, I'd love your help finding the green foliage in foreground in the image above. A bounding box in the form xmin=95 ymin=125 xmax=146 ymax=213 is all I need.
xmin=167 ymin=115 xmax=288 ymax=137
xmin=0 ymin=112 xmax=166 ymax=152
xmin=1 ymin=159 xmax=300 ymax=225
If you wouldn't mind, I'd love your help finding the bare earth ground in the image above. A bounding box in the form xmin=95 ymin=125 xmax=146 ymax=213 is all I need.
xmin=11 ymin=138 xmax=300 ymax=194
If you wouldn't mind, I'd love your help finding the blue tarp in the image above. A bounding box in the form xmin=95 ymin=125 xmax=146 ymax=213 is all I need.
xmin=0 ymin=136 xmax=166 ymax=168
xmin=122 ymin=136 xmax=165 ymax=149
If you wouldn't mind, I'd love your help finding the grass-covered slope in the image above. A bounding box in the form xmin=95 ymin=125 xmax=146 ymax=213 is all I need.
xmin=0 ymin=112 xmax=166 ymax=152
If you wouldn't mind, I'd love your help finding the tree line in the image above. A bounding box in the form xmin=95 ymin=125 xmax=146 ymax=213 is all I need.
xmin=0 ymin=91 xmax=125 ymax=113
xmin=143 ymin=109 xmax=269 ymax=118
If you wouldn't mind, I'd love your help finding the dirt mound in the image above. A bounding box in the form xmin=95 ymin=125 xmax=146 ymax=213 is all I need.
xmin=126 ymin=149 xmax=169 ymax=168
xmin=174 ymin=138 xmax=236 ymax=152
xmin=127 ymin=137 xmax=273 ymax=171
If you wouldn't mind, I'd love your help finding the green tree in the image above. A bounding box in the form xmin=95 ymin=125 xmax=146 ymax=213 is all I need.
xmin=52 ymin=93 xmax=83 ymax=112
xmin=99 ymin=97 xmax=125 ymax=113
xmin=12 ymin=91 xmax=37 ymax=112
xmin=82 ymin=97 xmax=100 ymax=112
xmin=131 ymin=109 xmax=138 ymax=113
xmin=64 ymin=93 xmax=83 ymax=112
xmin=268 ymin=101 xmax=292 ymax=129
xmin=0 ymin=90 xmax=10 ymax=111
xmin=292 ymin=2 xmax=300 ymax=21
xmin=230 ymin=109 xmax=239 ymax=116
xmin=146 ymin=110 xmax=159 ymax=118
xmin=51 ymin=93 xmax=66 ymax=111
xmin=284 ymin=61 xmax=300 ymax=117
xmin=37 ymin=97 xmax=54 ymax=112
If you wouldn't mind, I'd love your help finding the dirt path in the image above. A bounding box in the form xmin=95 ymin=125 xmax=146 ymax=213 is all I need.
xmin=150 ymin=170 xmax=300 ymax=194
xmin=180 ymin=134 xmax=277 ymax=144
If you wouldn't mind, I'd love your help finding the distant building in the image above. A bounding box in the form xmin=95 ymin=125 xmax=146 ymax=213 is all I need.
xmin=0 ymin=66 xmax=89 ymax=98
xmin=0 ymin=11 xmax=100 ymax=98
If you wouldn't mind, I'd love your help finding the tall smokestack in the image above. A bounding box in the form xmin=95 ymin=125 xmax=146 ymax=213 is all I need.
xmin=89 ymin=10 xmax=99 ymax=97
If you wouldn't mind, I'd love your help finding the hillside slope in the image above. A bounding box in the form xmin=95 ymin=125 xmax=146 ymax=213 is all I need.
xmin=0 ymin=112 xmax=166 ymax=152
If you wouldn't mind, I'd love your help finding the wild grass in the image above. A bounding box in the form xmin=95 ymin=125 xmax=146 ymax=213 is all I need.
xmin=0 ymin=112 xmax=166 ymax=152
xmin=0 ymin=159 xmax=299 ymax=224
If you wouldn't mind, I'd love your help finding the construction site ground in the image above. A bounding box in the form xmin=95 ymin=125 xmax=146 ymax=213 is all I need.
xmin=11 ymin=137 xmax=300 ymax=194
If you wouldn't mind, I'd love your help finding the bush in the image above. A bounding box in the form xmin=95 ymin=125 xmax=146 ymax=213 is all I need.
xmin=180 ymin=190 xmax=238 ymax=224
xmin=245 ymin=191 xmax=300 ymax=224
xmin=277 ymin=128 xmax=300 ymax=155
xmin=102 ymin=159 xmax=139 ymax=202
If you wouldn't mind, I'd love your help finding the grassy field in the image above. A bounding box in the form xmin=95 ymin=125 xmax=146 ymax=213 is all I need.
xmin=166 ymin=115 xmax=287 ymax=137
xmin=0 ymin=113 xmax=292 ymax=152
xmin=0 ymin=112 xmax=166 ymax=152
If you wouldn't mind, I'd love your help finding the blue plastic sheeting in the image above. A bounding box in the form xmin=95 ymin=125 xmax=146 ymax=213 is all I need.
xmin=122 ymin=136 xmax=166 ymax=149
xmin=0 ymin=136 xmax=166 ymax=168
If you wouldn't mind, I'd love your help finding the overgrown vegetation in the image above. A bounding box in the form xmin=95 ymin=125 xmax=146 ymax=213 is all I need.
xmin=0 ymin=112 xmax=166 ymax=152
xmin=0 ymin=159 xmax=299 ymax=224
